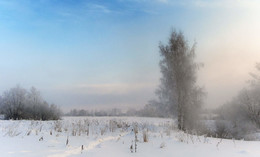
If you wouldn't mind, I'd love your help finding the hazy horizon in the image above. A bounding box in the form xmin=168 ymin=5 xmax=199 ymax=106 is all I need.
xmin=1 ymin=0 xmax=260 ymax=111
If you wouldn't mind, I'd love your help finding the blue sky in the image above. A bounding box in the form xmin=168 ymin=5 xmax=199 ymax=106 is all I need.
xmin=1 ymin=0 xmax=260 ymax=111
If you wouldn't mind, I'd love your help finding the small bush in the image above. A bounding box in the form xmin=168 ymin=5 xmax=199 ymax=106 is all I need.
xmin=143 ymin=129 xmax=148 ymax=142
xmin=160 ymin=142 xmax=166 ymax=148
xmin=214 ymin=120 xmax=230 ymax=138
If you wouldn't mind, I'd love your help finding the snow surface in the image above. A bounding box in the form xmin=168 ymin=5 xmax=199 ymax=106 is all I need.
xmin=0 ymin=116 xmax=260 ymax=157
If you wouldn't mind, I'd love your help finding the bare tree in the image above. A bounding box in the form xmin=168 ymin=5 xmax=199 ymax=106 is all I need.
xmin=0 ymin=85 xmax=61 ymax=120
xmin=2 ymin=85 xmax=27 ymax=120
xmin=26 ymin=86 xmax=44 ymax=119
xmin=216 ymin=63 xmax=260 ymax=139
xmin=237 ymin=63 xmax=260 ymax=127
xmin=158 ymin=30 xmax=203 ymax=131
xmin=239 ymin=89 xmax=260 ymax=128
xmin=0 ymin=96 xmax=3 ymax=114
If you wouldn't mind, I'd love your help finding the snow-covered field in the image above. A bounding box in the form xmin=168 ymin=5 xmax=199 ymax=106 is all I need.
xmin=0 ymin=116 xmax=260 ymax=157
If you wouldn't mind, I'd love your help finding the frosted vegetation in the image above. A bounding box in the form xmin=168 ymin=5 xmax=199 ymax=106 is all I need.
xmin=213 ymin=63 xmax=260 ymax=139
xmin=0 ymin=117 xmax=259 ymax=157
xmin=0 ymin=86 xmax=61 ymax=120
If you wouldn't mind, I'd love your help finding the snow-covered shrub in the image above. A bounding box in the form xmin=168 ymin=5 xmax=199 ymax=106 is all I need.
xmin=175 ymin=132 xmax=187 ymax=143
xmin=5 ymin=124 xmax=21 ymax=137
xmin=214 ymin=120 xmax=230 ymax=138
xmin=109 ymin=120 xmax=118 ymax=132
xmin=160 ymin=142 xmax=166 ymax=148
xmin=54 ymin=121 xmax=62 ymax=132
xmin=100 ymin=126 xmax=107 ymax=136
xmin=228 ymin=122 xmax=257 ymax=140
xmin=244 ymin=132 xmax=260 ymax=141
xmin=194 ymin=121 xmax=212 ymax=136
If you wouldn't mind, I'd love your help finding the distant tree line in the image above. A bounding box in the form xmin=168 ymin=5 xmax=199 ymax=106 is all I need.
xmin=65 ymin=105 xmax=167 ymax=117
xmin=65 ymin=108 xmax=123 ymax=117
xmin=0 ymin=85 xmax=61 ymax=120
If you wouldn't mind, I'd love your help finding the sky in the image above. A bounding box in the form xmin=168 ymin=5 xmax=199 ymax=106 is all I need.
xmin=1 ymin=0 xmax=260 ymax=111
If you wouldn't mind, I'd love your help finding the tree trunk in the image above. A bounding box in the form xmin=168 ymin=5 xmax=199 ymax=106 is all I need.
xmin=177 ymin=92 xmax=184 ymax=130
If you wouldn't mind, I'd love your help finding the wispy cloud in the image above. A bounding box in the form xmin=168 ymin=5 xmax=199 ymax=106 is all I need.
xmin=88 ymin=4 xmax=112 ymax=14
xmin=125 ymin=0 xmax=260 ymax=9
xmin=122 ymin=0 xmax=168 ymax=3
xmin=164 ymin=0 xmax=260 ymax=9
xmin=191 ymin=0 xmax=260 ymax=9
xmin=155 ymin=0 xmax=169 ymax=4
